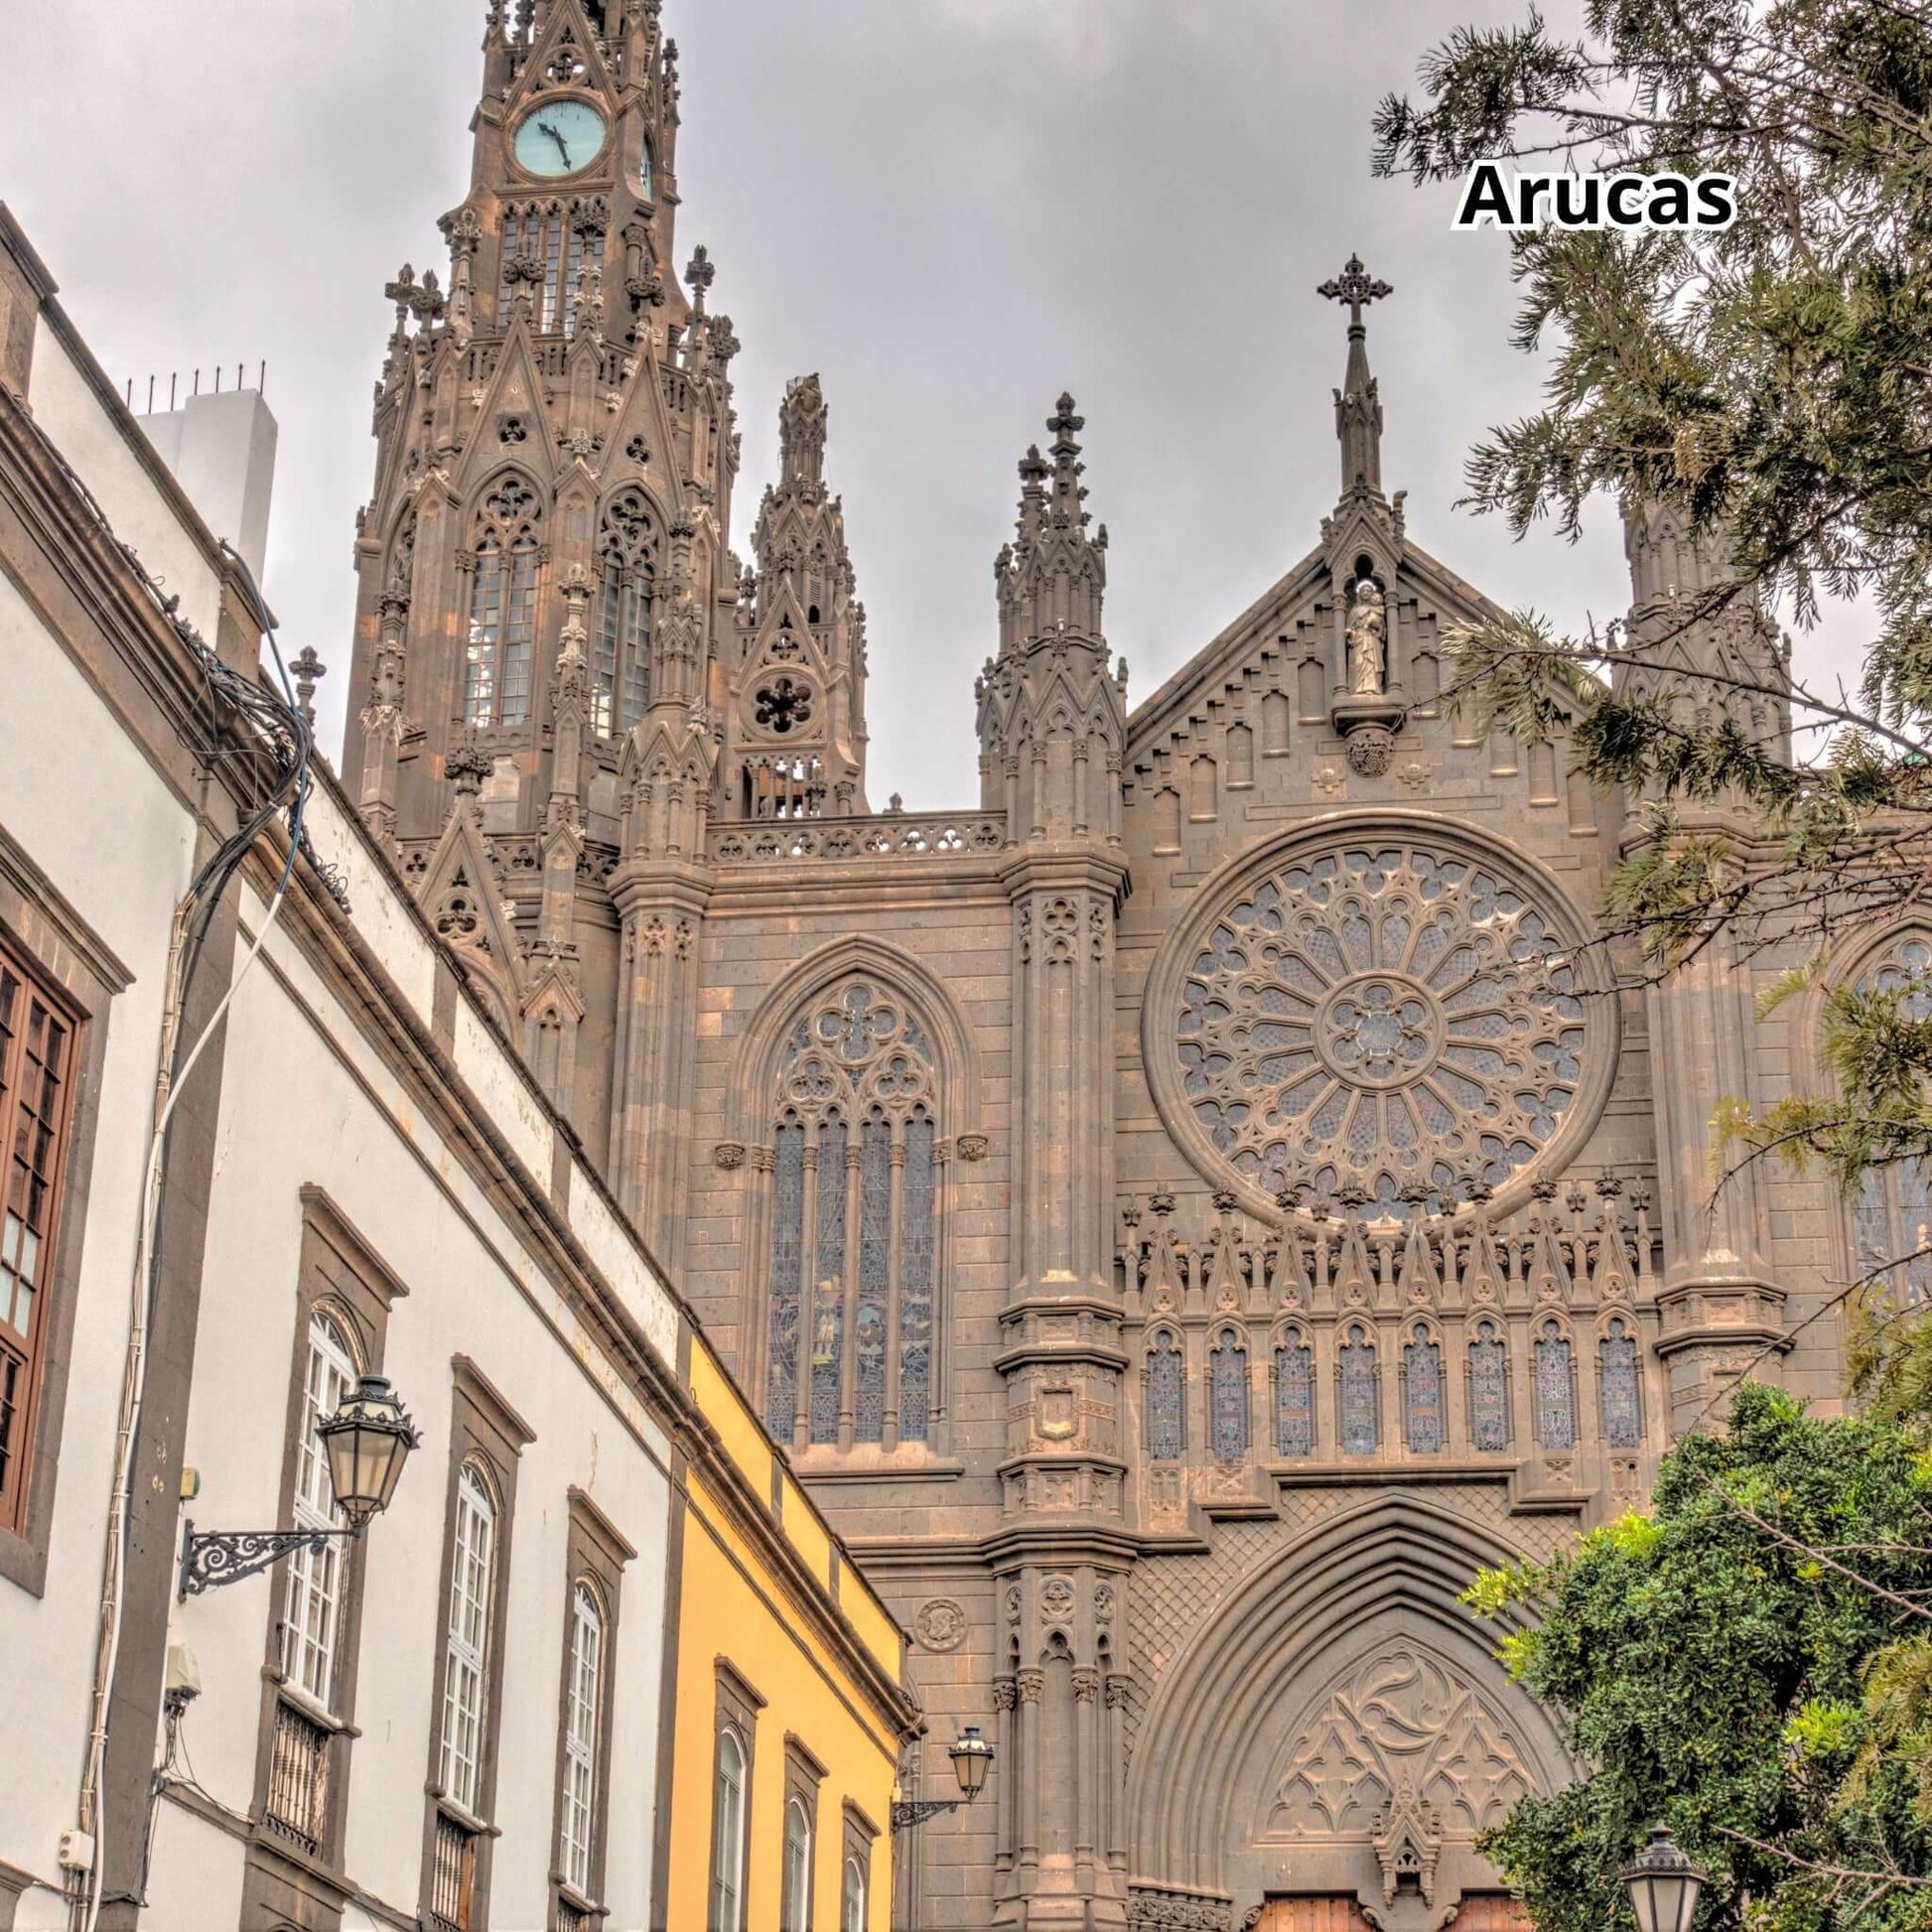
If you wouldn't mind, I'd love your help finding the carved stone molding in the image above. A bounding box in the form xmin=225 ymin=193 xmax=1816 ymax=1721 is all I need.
xmin=1127 ymin=1883 xmax=1233 ymax=1930
xmin=912 ymin=1597 xmax=967 ymax=1652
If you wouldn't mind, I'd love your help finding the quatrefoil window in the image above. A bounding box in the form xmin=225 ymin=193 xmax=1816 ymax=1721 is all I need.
xmin=755 ymin=675 xmax=813 ymax=734
xmin=1154 ymin=832 xmax=1603 ymax=1216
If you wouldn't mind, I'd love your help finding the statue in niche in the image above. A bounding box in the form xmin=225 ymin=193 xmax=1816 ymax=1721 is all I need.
xmin=1347 ymin=576 xmax=1387 ymax=696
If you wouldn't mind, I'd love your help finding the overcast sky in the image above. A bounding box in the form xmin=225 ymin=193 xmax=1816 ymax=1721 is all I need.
xmin=2 ymin=0 xmax=1863 ymax=808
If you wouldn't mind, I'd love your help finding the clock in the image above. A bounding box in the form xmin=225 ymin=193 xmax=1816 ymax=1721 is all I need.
xmin=512 ymin=98 xmax=609 ymax=178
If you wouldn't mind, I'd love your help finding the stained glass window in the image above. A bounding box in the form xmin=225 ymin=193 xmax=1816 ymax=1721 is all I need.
xmin=1598 ymin=1316 xmax=1642 ymax=1449
xmin=1403 ymin=1325 xmax=1445 ymax=1452
xmin=1339 ymin=1324 xmax=1378 ymax=1454
xmin=1146 ymin=1333 xmax=1183 ymax=1460
xmin=898 ymin=1115 xmax=934 ymax=1442
xmin=1467 ymin=1318 xmax=1510 ymax=1450
xmin=854 ymin=1118 xmax=892 ymax=1442
xmin=1534 ymin=1319 xmax=1577 ymax=1449
xmin=1275 ymin=1334 xmax=1314 ymax=1457
xmin=809 ymin=1119 xmax=848 ymax=1445
xmin=764 ymin=1119 xmax=805 ymax=1437
xmin=1209 ymin=1328 xmax=1249 ymax=1460
xmin=763 ymin=980 xmax=942 ymax=1451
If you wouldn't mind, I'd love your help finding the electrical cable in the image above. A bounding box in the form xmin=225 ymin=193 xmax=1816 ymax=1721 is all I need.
xmin=51 ymin=504 xmax=321 ymax=1932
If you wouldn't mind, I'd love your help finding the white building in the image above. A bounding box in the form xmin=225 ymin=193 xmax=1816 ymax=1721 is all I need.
xmin=0 ymin=203 xmax=889 ymax=1932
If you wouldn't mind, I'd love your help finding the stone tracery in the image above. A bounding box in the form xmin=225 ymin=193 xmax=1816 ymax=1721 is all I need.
xmin=762 ymin=978 xmax=941 ymax=1448
xmin=1164 ymin=836 xmax=1597 ymax=1215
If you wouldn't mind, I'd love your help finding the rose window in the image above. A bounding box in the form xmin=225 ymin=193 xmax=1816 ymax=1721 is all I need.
xmin=1163 ymin=836 xmax=1598 ymax=1214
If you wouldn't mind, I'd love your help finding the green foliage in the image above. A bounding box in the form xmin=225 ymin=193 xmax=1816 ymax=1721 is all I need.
xmin=1459 ymin=1385 xmax=1932 ymax=1930
xmin=1384 ymin=0 xmax=1932 ymax=1384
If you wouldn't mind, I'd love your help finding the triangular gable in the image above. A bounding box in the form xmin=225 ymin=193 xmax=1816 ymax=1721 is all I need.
xmin=1126 ymin=526 xmax=1518 ymax=763
xmin=505 ymin=0 xmax=619 ymax=114
xmin=454 ymin=316 xmax=558 ymax=494
xmin=595 ymin=338 xmax=686 ymax=508
xmin=416 ymin=798 xmax=526 ymax=1013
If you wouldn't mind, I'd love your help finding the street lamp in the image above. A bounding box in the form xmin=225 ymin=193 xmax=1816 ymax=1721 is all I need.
xmin=1622 ymin=1825 xmax=1705 ymax=1932
xmin=178 ymin=1374 xmax=420 ymax=1596
xmin=891 ymin=1726 xmax=995 ymax=1832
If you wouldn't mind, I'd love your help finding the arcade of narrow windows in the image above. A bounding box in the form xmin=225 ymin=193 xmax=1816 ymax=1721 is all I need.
xmin=1142 ymin=1310 xmax=1642 ymax=1463
xmin=497 ymin=204 xmax=588 ymax=335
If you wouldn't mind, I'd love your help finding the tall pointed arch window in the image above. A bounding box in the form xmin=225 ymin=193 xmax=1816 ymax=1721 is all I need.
xmin=1467 ymin=1317 xmax=1511 ymax=1450
xmin=1146 ymin=1332 xmax=1184 ymax=1460
xmin=1402 ymin=1323 xmax=1445 ymax=1452
xmin=1850 ymin=936 xmax=1932 ymax=1304
xmin=1274 ymin=1329 xmax=1314 ymax=1457
xmin=464 ymin=478 xmax=541 ymax=728
xmin=593 ymin=492 xmax=657 ymax=736
xmin=1533 ymin=1318 xmax=1577 ymax=1449
xmin=1338 ymin=1322 xmax=1379 ymax=1454
xmin=1208 ymin=1327 xmax=1249 ymax=1460
xmin=1598 ymin=1316 xmax=1643 ymax=1449
xmin=761 ymin=980 xmax=943 ymax=1449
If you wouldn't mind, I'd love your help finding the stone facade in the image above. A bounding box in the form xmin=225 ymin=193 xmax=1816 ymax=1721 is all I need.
xmin=343 ymin=5 xmax=1862 ymax=1926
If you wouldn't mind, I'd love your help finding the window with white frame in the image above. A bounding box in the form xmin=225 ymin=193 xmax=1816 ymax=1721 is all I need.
xmin=781 ymin=1795 xmax=813 ymax=1932
xmin=842 ymin=1856 xmax=866 ymax=1932
xmin=559 ymin=1581 xmax=603 ymax=1898
xmin=439 ymin=1463 xmax=496 ymax=1813
xmin=282 ymin=1309 xmax=357 ymax=1708
xmin=711 ymin=1726 xmax=748 ymax=1932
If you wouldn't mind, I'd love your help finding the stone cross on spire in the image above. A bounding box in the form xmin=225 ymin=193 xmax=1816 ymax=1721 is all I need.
xmin=1318 ymin=254 xmax=1392 ymax=499
xmin=1317 ymin=253 xmax=1392 ymax=332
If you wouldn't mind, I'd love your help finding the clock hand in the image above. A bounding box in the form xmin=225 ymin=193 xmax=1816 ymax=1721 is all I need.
xmin=541 ymin=121 xmax=572 ymax=165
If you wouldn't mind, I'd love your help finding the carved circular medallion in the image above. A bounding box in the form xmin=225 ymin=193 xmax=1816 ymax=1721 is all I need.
xmin=912 ymin=1598 xmax=967 ymax=1652
xmin=1039 ymin=1577 xmax=1077 ymax=1622
xmin=1146 ymin=819 xmax=1612 ymax=1220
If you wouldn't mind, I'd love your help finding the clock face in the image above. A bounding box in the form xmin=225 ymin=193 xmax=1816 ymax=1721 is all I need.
xmin=512 ymin=98 xmax=609 ymax=178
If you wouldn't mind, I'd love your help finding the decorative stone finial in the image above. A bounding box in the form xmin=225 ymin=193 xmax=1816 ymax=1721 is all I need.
xmin=289 ymin=646 xmax=327 ymax=726
xmin=1317 ymin=253 xmax=1393 ymax=500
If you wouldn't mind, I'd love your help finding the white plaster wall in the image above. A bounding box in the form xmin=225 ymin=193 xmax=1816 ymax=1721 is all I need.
xmin=27 ymin=336 xmax=223 ymax=645
xmin=158 ymin=880 xmax=674 ymax=1928
xmin=0 ymin=533 xmax=200 ymax=1904
xmin=302 ymin=782 xmax=439 ymax=1026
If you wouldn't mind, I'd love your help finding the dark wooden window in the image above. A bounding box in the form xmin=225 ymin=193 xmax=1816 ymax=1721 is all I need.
xmin=0 ymin=938 xmax=76 ymax=1537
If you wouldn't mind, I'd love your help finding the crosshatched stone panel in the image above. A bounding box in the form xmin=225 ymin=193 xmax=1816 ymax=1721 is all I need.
xmin=1144 ymin=819 xmax=1614 ymax=1222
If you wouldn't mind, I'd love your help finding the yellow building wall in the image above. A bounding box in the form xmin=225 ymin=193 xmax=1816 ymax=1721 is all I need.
xmin=668 ymin=1346 xmax=908 ymax=1931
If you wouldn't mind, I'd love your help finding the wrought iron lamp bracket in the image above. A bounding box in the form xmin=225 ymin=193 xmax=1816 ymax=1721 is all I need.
xmin=177 ymin=1519 xmax=360 ymax=1598
xmin=890 ymin=1795 xmax=966 ymax=1833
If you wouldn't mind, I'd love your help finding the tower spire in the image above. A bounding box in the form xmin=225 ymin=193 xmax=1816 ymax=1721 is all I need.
xmin=1317 ymin=253 xmax=1392 ymax=500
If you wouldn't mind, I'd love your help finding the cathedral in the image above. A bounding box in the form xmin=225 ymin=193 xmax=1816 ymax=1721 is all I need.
xmin=339 ymin=3 xmax=1850 ymax=1927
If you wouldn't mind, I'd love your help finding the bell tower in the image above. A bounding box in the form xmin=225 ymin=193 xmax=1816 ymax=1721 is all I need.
xmin=339 ymin=0 xmax=746 ymax=1147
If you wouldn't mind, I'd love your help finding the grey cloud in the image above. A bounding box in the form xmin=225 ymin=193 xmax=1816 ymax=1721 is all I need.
xmin=2 ymin=0 xmax=1863 ymax=797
